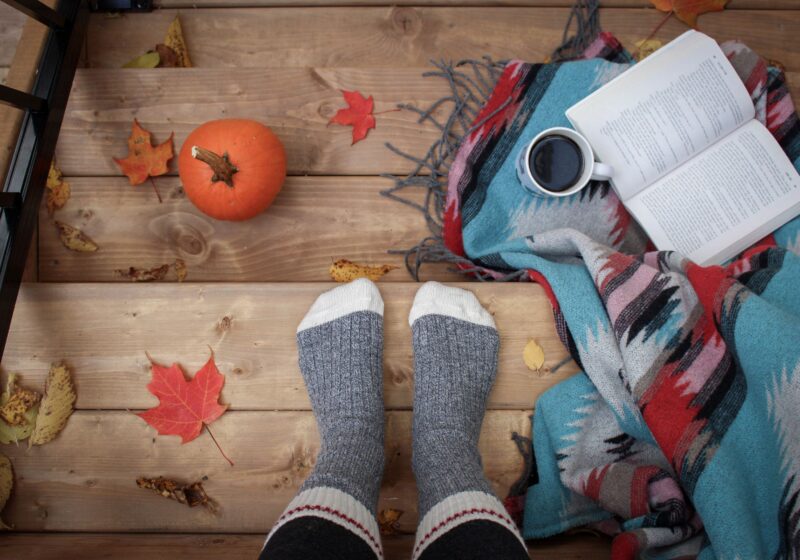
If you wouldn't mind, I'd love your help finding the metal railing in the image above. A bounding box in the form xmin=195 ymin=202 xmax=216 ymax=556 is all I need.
xmin=0 ymin=0 xmax=89 ymax=358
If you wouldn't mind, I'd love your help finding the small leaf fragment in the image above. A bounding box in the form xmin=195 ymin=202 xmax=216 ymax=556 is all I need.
xmin=0 ymin=454 xmax=12 ymax=529
xmin=115 ymin=264 xmax=170 ymax=282
xmin=329 ymin=259 xmax=398 ymax=282
xmin=45 ymin=161 xmax=70 ymax=214
xmin=122 ymin=50 xmax=160 ymax=69
xmin=164 ymin=15 xmax=192 ymax=68
xmin=0 ymin=374 xmax=40 ymax=427
xmin=137 ymin=476 xmax=217 ymax=513
xmin=523 ymin=339 xmax=546 ymax=372
xmin=634 ymin=39 xmax=663 ymax=61
xmin=55 ymin=221 xmax=99 ymax=253
xmin=29 ymin=363 xmax=76 ymax=446
xmin=0 ymin=374 xmax=39 ymax=445
xmin=378 ymin=508 xmax=404 ymax=535
xmin=155 ymin=44 xmax=180 ymax=68
xmin=174 ymin=258 xmax=187 ymax=282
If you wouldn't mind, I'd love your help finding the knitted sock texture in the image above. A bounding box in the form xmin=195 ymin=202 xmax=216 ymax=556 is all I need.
xmin=296 ymin=278 xmax=385 ymax=515
xmin=410 ymin=281 xmax=500 ymax=517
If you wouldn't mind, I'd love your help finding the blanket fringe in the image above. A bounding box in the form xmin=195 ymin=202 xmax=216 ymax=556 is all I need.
xmin=381 ymin=0 xmax=601 ymax=281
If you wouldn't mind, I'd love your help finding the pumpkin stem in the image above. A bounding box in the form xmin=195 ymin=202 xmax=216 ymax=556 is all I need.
xmin=191 ymin=145 xmax=238 ymax=188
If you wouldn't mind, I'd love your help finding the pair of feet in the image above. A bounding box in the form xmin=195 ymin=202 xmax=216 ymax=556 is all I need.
xmin=264 ymin=279 xmax=526 ymax=559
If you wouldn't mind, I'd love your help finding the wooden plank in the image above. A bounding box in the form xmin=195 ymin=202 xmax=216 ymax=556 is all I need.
xmin=1 ymin=533 xmax=613 ymax=559
xmin=2 ymin=283 xmax=577 ymax=410
xmin=2 ymin=410 xmax=528 ymax=532
xmin=56 ymin=67 xmax=447 ymax=177
xmin=87 ymin=8 xmax=800 ymax=70
xmin=37 ymin=176 xmax=457 ymax=283
xmin=53 ymin=68 xmax=800 ymax=177
xmin=0 ymin=14 xmax=48 ymax=185
xmin=154 ymin=0 xmax=799 ymax=10
xmin=0 ymin=3 xmax=25 ymax=68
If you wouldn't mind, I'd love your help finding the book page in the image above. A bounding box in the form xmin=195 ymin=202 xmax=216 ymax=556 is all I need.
xmin=625 ymin=120 xmax=800 ymax=265
xmin=566 ymin=31 xmax=755 ymax=201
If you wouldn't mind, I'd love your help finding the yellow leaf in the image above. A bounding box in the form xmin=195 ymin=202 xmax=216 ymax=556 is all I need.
xmin=329 ymin=259 xmax=398 ymax=282
xmin=30 ymin=363 xmax=76 ymax=446
xmin=122 ymin=50 xmax=160 ymax=69
xmin=523 ymin=339 xmax=545 ymax=372
xmin=0 ymin=374 xmax=40 ymax=427
xmin=377 ymin=508 xmax=404 ymax=535
xmin=55 ymin=221 xmax=99 ymax=253
xmin=0 ymin=374 xmax=39 ymax=445
xmin=164 ymin=16 xmax=192 ymax=68
xmin=45 ymin=161 xmax=70 ymax=214
xmin=174 ymin=258 xmax=187 ymax=282
xmin=0 ymin=454 xmax=12 ymax=529
xmin=634 ymin=39 xmax=663 ymax=61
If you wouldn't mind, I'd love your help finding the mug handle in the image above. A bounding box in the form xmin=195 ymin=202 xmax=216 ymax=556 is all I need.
xmin=590 ymin=162 xmax=614 ymax=182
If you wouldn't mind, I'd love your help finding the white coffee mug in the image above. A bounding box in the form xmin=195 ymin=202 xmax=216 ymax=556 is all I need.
xmin=516 ymin=127 xmax=613 ymax=197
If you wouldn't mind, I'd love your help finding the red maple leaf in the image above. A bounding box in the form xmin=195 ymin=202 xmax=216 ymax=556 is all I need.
xmin=328 ymin=90 xmax=376 ymax=145
xmin=138 ymin=352 xmax=233 ymax=465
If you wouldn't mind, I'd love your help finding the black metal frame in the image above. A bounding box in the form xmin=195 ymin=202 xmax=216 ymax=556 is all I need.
xmin=0 ymin=0 xmax=90 ymax=359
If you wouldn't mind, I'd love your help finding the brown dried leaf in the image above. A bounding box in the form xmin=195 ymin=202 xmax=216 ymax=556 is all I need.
xmin=164 ymin=15 xmax=191 ymax=68
xmin=29 ymin=363 xmax=76 ymax=446
xmin=378 ymin=508 xmax=404 ymax=535
xmin=329 ymin=259 xmax=398 ymax=282
xmin=55 ymin=221 xmax=98 ymax=252
xmin=174 ymin=259 xmax=187 ymax=282
xmin=0 ymin=374 xmax=40 ymax=427
xmin=649 ymin=0 xmax=728 ymax=28
xmin=115 ymin=264 xmax=170 ymax=282
xmin=136 ymin=476 xmax=217 ymax=513
xmin=0 ymin=373 xmax=39 ymax=445
xmin=45 ymin=161 xmax=70 ymax=214
xmin=634 ymin=39 xmax=663 ymax=61
xmin=155 ymin=44 xmax=179 ymax=68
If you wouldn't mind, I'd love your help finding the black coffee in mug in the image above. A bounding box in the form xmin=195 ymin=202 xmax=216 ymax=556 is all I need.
xmin=528 ymin=134 xmax=584 ymax=193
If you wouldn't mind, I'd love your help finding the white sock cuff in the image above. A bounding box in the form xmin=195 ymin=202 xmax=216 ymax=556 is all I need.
xmin=408 ymin=282 xmax=496 ymax=329
xmin=264 ymin=486 xmax=383 ymax=558
xmin=298 ymin=278 xmax=384 ymax=333
xmin=412 ymin=491 xmax=524 ymax=560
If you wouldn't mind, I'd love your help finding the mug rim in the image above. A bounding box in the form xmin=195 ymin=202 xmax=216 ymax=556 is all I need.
xmin=521 ymin=126 xmax=596 ymax=198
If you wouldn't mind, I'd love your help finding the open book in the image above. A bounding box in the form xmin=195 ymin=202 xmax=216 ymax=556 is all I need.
xmin=566 ymin=30 xmax=800 ymax=265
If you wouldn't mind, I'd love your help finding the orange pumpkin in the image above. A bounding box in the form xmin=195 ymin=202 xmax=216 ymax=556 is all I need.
xmin=178 ymin=119 xmax=287 ymax=221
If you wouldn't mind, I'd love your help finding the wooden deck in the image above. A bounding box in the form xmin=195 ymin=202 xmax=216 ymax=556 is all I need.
xmin=0 ymin=1 xmax=797 ymax=557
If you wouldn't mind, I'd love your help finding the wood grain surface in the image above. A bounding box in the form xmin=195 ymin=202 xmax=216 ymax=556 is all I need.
xmin=2 ymin=410 xmax=528 ymax=533
xmin=87 ymin=8 xmax=800 ymax=69
xmin=2 ymin=282 xmax=577 ymax=410
xmin=37 ymin=176 xmax=459 ymax=283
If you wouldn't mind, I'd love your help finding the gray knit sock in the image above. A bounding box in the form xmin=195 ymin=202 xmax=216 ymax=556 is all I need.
xmin=410 ymin=281 xmax=501 ymax=516
xmin=408 ymin=282 xmax=525 ymax=560
xmin=296 ymin=278 xmax=385 ymax=514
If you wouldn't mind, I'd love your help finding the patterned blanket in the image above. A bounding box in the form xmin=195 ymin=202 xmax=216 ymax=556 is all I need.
xmin=441 ymin=34 xmax=800 ymax=559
